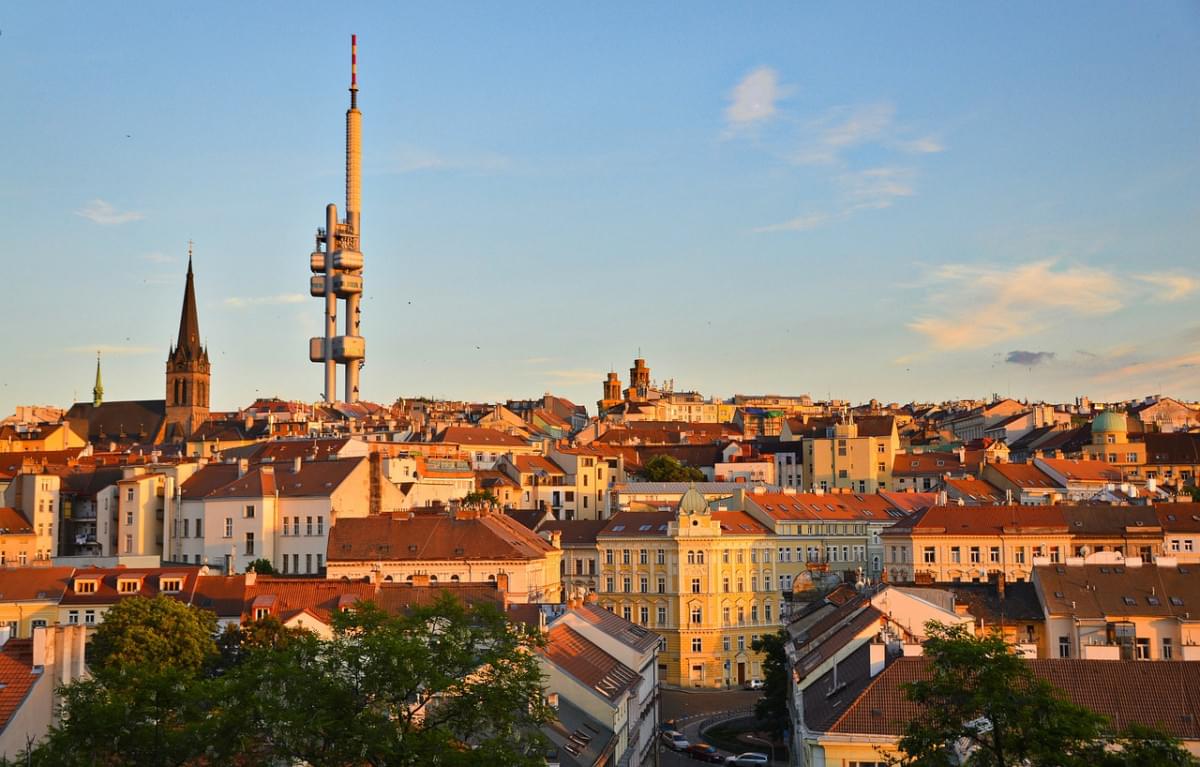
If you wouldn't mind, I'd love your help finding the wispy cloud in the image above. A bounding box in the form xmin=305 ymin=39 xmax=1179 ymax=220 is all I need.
xmin=142 ymin=251 xmax=177 ymax=264
xmin=1135 ymin=272 xmax=1199 ymax=302
xmin=76 ymin=199 xmax=144 ymax=226
xmin=66 ymin=344 xmax=157 ymax=355
xmin=789 ymin=103 xmax=895 ymax=165
xmin=725 ymin=67 xmax=788 ymax=131
xmin=1005 ymin=350 xmax=1056 ymax=366
xmin=545 ymin=369 xmax=603 ymax=384
xmin=384 ymin=148 xmax=511 ymax=175
xmin=908 ymin=260 xmax=1124 ymax=350
xmin=224 ymin=294 xmax=307 ymax=308
xmin=755 ymin=166 xmax=914 ymax=233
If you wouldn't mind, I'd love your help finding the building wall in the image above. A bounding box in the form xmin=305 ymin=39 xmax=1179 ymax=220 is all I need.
xmin=325 ymin=556 xmax=562 ymax=604
xmin=884 ymin=532 xmax=1075 ymax=583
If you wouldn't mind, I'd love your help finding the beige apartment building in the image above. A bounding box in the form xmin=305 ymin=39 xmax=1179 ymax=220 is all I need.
xmin=798 ymin=416 xmax=900 ymax=493
xmin=595 ymin=489 xmax=780 ymax=687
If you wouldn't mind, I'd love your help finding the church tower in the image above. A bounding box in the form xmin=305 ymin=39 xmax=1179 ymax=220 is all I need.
xmin=92 ymin=352 xmax=104 ymax=407
xmin=165 ymin=246 xmax=211 ymax=439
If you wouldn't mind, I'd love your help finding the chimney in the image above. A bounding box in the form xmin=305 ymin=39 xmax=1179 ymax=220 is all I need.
xmin=237 ymin=458 xmax=249 ymax=478
xmin=293 ymin=455 xmax=302 ymax=474
xmin=495 ymin=572 xmax=509 ymax=593
xmin=245 ymin=570 xmax=257 ymax=586
xmin=549 ymin=530 xmax=562 ymax=549
xmin=996 ymin=571 xmax=1006 ymax=599
xmin=585 ymin=591 xmax=598 ymax=604
xmin=369 ymin=452 xmax=383 ymax=516
xmin=411 ymin=573 xmax=431 ymax=587
xmin=953 ymin=600 xmax=971 ymax=616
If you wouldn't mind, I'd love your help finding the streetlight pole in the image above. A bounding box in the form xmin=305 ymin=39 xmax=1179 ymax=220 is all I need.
xmin=746 ymin=734 xmax=776 ymax=765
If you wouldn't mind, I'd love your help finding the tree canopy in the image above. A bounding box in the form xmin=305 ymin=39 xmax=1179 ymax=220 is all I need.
xmin=894 ymin=622 xmax=1197 ymax=767
xmin=750 ymin=630 xmax=790 ymax=737
xmin=27 ymin=593 xmax=552 ymax=767
xmin=636 ymin=454 xmax=706 ymax=482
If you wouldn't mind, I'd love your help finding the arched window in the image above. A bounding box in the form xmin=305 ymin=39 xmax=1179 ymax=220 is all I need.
xmin=450 ymin=574 xmax=460 ymax=582
xmin=488 ymin=574 xmax=496 ymax=582
xmin=696 ymin=551 xmax=705 ymax=565
xmin=429 ymin=575 xmax=438 ymax=583
xmin=383 ymin=575 xmax=394 ymax=582
xmin=406 ymin=574 xmax=414 ymax=582
xmin=687 ymin=551 xmax=696 ymax=564
xmin=691 ymin=605 xmax=702 ymax=624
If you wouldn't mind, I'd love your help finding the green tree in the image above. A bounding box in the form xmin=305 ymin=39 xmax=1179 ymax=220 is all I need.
xmin=462 ymin=489 xmax=499 ymax=508
xmin=894 ymin=622 xmax=1197 ymax=767
xmin=636 ymin=454 xmax=706 ymax=482
xmin=245 ymin=557 xmax=276 ymax=574
xmin=750 ymin=631 xmax=790 ymax=737
xmin=34 ymin=596 xmax=221 ymax=766
xmin=213 ymin=592 xmax=552 ymax=765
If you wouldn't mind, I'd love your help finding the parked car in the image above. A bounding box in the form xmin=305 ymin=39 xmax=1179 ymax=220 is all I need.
xmin=725 ymin=753 xmax=769 ymax=766
xmin=659 ymin=719 xmax=679 ymax=733
xmin=661 ymin=731 xmax=689 ymax=751
xmin=743 ymin=679 xmax=765 ymax=690
xmin=685 ymin=742 xmax=723 ymax=763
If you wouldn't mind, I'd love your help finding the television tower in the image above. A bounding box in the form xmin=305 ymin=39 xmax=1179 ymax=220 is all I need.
xmin=309 ymin=34 xmax=365 ymax=402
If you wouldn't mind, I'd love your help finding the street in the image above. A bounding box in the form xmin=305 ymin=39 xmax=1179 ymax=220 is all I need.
xmin=652 ymin=688 xmax=780 ymax=766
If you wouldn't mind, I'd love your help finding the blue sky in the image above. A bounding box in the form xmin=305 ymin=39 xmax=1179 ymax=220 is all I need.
xmin=2 ymin=2 xmax=1198 ymax=416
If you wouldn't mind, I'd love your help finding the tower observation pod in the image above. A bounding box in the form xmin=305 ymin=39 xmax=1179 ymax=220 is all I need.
xmin=309 ymin=34 xmax=365 ymax=403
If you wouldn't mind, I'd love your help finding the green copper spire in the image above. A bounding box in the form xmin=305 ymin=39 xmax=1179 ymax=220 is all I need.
xmin=92 ymin=351 xmax=104 ymax=407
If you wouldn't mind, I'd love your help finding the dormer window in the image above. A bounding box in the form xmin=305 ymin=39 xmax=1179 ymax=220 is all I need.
xmin=75 ymin=580 xmax=98 ymax=594
xmin=160 ymin=578 xmax=183 ymax=593
xmin=254 ymin=607 xmax=270 ymax=620
xmin=117 ymin=578 xmax=141 ymax=594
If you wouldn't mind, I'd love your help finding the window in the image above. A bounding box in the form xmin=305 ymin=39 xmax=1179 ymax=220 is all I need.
xmin=687 ymin=550 xmax=695 ymax=564
xmin=1050 ymin=546 xmax=1061 ymax=563
xmin=1059 ymin=636 xmax=1070 ymax=658
xmin=305 ymin=553 xmax=312 ymax=573
xmin=656 ymin=549 xmax=665 ymax=564
xmin=182 ymin=519 xmax=190 ymax=538
xmin=125 ymin=510 xmax=133 ymax=525
xmin=126 ymin=488 xmax=134 ymax=502
xmin=923 ymin=547 xmax=936 ymax=564
xmin=969 ymin=546 xmax=981 ymax=564
xmin=751 ymin=550 xmax=758 ymax=564
xmin=765 ymin=575 xmax=773 ymax=591
xmin=68 ymin=611 xmax=79 ymax=625
xmin=691 ymin=578 xmax=701 ymax=594
xmin=639 ymin=549 xmax=648 ymax=564
xmin=1163 ymin=638 xmax=1174 ymax=660
xmin=657 ymin=606 xmax=667 ymax=625
xmin=751 ymin=576 xmax=759 ymax=592
xmin=317 ymin=516 xmax=324 ymax=535
xmin=1136 ymin=637 xmax=1151 ymax=660
xmin=75 ymin=580 xmax=97 ymax=594
xmin=657 ymin=577 xmax=666 ymax=594
xmin=622 ymin=606 xmax=631 ymax=621
xmin=605 ymin=577 xmax=614 ymax=592
xmin=696 ymin=551 xmax=705 ymax=564
xmin=691 ymin=637 xmax=702 ymax=653
xmin=722 ymin=577 xmax=730 ymax=592
xmin=623 ymin=549 xmax=631 ymax=565
xmin=640 ymin=606 xmax=649 ymax=625
xmin=950 ymin=546 xmax=961 ymax=563
xmin=722 ymin=551 xmax=730 ymax=564
xmin=245 ymin=532 xmax=255 ymax=556
xmin=751 ymin=605 xmax=759 ymax=623
xmin=117 ymin=579 xmax=139 ymax=594
xmin=316 ymin=553 xmax=322 ymax=570
xmin=691 ymin=606 xmax=702 ymax=624
xmin=282 ymin=517 xmax=289 ymax=535
xmin=723 ymin=636 xmax=731 ymax=652
xmin=1014 ymin=547 xmax=1025 ymax=564
xmin=292 ymin=518 xmax=300 ymax=536
xmin=606 ymin=550 xmax=614 ymax=565
xmin=224 ymin=518 xmax=233 ymax=538
xmin=989 ymin=546 xmax=1001 ymax=564
xmin=765 ymin=602 xmax=772 ymax=622
xmin=639 ymin=576 xmax=648 ymax=593
xmin=306 ymin=517 xmax=314 ymax=536
xmin=124 ymin=534 xmax=133 ymax=554
xmin=737 ymin=635 xmax=745 ymax=651
xmin=244 ymin=504 xmax=255 ymax=519
xmin=622 ymin=577 xmax=631 ymax=593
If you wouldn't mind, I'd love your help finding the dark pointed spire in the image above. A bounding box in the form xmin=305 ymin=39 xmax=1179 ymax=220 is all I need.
xmin=175 ymin=242 xmax=202 ymax=360
xmin=92 ymin=351 xmax=104 ymax=407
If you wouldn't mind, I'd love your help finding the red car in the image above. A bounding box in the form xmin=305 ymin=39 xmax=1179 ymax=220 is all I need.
xmin=685 ymin=743 xmax=724 ymax=763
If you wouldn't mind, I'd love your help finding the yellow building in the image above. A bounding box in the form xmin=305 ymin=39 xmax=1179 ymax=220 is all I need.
xmin=596 ymin=488 xmax=780 ymax=687
xmin=0 ymin=567 xmax=74 ymax=638
xmin=800 ymin=416 xmax=899 ymax=493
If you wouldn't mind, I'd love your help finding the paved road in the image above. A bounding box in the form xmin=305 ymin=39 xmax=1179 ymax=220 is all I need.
xmin=652 ymin=688 xmax=778 ymax=766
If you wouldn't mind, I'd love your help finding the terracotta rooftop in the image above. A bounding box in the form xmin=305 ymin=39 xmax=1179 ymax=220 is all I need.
xmin=436 ymin=427 xmax=528 ymax=448
xmin=827 ymin=657 xmax=1200 ymax=740
xmin=60 ymin=566 xmax=205 ymax=606
xmin=892 ymin=452 xmax=962 ymax=476
xmin=1035 ymin=562 xmax=1200 ymax=620
xmin=598 ymin=511 xmax=676 ymax=537
xmin=0 ymin=567 xmax=74 ymax=602
xmin=0 ymin=508 xmax=33 ymax=536
xmin=0 ymin=641 xmax=39 ymax=734
xmin=570 ymin=603 xmax=660 ymax=654
xmin=543 ymin=623 xmax=641 ymax=704
xmin=1155 ymin=503 xmax=1200 ymax=532
xmin=886 ymin=505 xmax=1069 ymax=536
xmin=328 ymin=509 xmax=555 ymax=562
xmin=986 ymin=462 xmax=1061 ymax=489
xmin=537 ymin=519 xmax=609 ymax=546
xmin=745 ymin=491 xmax=909 ymax=522
xmin=943 ymin=477 xmax=1005 ymax=503
xmin=711 ymin=510 xmax=769 ymax=535
xmin=1037 ymin=457 xmax=1124 ymax=483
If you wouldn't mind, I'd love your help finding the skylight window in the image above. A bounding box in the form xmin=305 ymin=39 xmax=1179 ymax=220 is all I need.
xmin=1122 ymin=597 xmax=1137 ymax=606
xmin=1147 ymin=596 xmax=1161 ymax=606
xmin=1170 ymin=596 xmax=1185 ymax=607
xmin=1054 ymin=591 xmax=1065 ymax=599
xmin=611 ymin=525 xmax=625 ymax=531
xmin=639 ymin=525 xmax=651 ymax=531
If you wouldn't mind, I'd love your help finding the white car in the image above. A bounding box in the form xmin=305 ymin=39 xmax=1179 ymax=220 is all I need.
xmin=744 ymin=679 xmax=765 ymax=690
xmin=725 ymin=753 xmax=769 ymax=766
xmin=661 ymin=731 xmax=689 ymax=750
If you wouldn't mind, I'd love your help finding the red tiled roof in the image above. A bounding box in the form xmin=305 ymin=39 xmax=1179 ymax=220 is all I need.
xmin=0 ymin=642 xmax=39 ymax=732
xmin=986 ymin=462 xmax=1061 ymax=488
xmin=886 ymin=505 xmax=1068 ymax=536
xmin=1155 ymin=503 xmax=1200 ymax=533
xmin=435 ymin=427 xmax=528 ymax=448
xmin=828 ymin=657 xmax=1200 ymax=740
xmin=328 ymin=510 xmax=555 ymax=562
xmin=892 ymin=452 xmax=962 ymax=476
xmin=943 ymin=477 xmax=1005 ymax=502
xmin=1037 ymin=457 xmax=1123 ymax=483
xmin=60 ymin=566 xmax=205 ymax=606
xmin=543 ymin=623 xmax=641 ymax=703
xmin=0 ymin=567 xmax=75 ymax=601
xmin=0 ymin=508 xmax=33 ymax=536
xmin=711 ymin=510 xmax=769 ymax=535
xmin=746 ymin=492 xmax=908 ymax=521
xmin=598 ymin=511 xmax=676 ymax=537
xmin=513 ymin=455 xmax=565 ymax=475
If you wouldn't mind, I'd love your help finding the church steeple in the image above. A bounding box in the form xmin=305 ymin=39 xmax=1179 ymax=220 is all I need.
xmin=165 ymin=242 xmax=211 ymax=441
xmin=92 ymin=351 xmax=104 ymax=407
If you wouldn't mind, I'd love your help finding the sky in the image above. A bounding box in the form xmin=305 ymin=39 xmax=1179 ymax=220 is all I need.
xmin=2 ymin=2 xmax=1199 ymax=416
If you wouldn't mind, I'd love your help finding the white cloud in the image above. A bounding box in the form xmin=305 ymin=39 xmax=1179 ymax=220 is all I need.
xmin=66 ymin=344 xmax=156 ymax=355
xmin=224 ymin=294 xmax=307 ymax=308
xmin=908 ymin=260 xmax=1124 ymax=350
xmin=894 ymin=136 xmax=945 ymax=154
xmin=725 ymin=67 xmax=787 ymax=129
xmin=789 ymin=103 xmax=895 ymax=165
xmin=753 ymin=212 xmax=831 ymax=233
xmin=839 ymin=166 xmax=915 ymax=211
xmin=75 ymin=199 xmax=144 ymax=226
xmin=1135 ymin=272 xmax=1199 ymax=302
